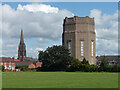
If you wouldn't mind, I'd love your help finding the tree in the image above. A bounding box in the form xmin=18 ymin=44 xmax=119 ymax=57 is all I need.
xmin=99 ymin=55 xmax=108 ymax=71
xmin=66 ymin=58 xmax=81 ymax=72
xmin=38 ymin=45 xmax=73 ymax=71
xmin=81 ymin=58 xmax=89 ymax=65
xmin=2 ymin=66 xmax=4 ymax=71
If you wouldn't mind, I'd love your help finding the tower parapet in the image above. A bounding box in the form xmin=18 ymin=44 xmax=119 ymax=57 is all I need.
xmin=64 ymin=16 xmax=94 ymax=25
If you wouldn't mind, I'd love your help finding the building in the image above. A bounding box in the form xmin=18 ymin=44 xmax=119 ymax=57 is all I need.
xmin=18 ymin=28 xmax=26 ymax=61
xmin=62 ymin=16 xmax=96 ymax=65
xmin=35 ymin=61 xmax=42 ymax=68
xmin=0 ymin=57 xmax=16 ymax=71
xmin=0 ymin=57 xmax=42 ymax=71
xmin=96 ymin=55 xmax=120 ymax=65
xmin=0 ymin=28 xmax=42 ymax=71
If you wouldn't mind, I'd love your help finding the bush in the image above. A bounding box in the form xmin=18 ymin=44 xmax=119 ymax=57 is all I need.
xmin=2 ymin=66 xmax=4 ymax=72
xmin=16 ymin=66 xmax=28 ymax=71
xmin=66 ymin=58 xmax=81 ymax=72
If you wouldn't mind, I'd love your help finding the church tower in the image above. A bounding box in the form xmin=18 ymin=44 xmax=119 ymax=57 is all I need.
xmin=18 ymin=28 xmax=26 ymax=61
xmin=62 ymin=16 xmax=96 ymax=65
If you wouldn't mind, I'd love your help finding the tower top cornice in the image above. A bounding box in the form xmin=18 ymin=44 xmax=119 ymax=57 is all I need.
xmin=64 ymin=16 xmax=95 ymax=25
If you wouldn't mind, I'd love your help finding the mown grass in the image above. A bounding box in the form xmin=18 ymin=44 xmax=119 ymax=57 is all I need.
xmin=2 ymin=72 xmax=118 ymax=88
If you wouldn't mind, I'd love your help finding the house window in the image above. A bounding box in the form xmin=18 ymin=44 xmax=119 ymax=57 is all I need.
xmin=9 ymin=63 xmax=11 ymax=68
xmin=81 ymin=40 xmax=84 ymax=56
xmin=91 ymin=41 xmax=94 ymax=56
xmin=12 ymin=66 xmax=14 ymax=70
xmin=67 ymin=40 xmax=71 ymax=55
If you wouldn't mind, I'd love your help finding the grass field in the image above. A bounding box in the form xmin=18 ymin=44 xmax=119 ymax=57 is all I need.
xmin=2 ymin=72 xmax=118 ymax=88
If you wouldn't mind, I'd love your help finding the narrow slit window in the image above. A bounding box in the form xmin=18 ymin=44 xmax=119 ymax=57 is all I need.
xmin=81 ymin=41 xmax=84 ymax=56
xmin=67 ymin=40 xmax=71 ymax=55
xmin=91 ymin=41 xmax=94 ymax=56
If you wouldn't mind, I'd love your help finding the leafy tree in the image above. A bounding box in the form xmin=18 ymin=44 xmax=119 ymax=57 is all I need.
xmin=66 ymin=58 xmax=81 ymax=72
xmin=81 ymin=58 xmax=89 ymax=65
xmin=38 ymin=45 xmax=73 ymax=71
xmin=2 ymin=66 xmax=4 ymax=71
xmin=99 ymin=55 xmax=108 ymax=71
xmin=113 ymin=65 xmax=118 ymax=72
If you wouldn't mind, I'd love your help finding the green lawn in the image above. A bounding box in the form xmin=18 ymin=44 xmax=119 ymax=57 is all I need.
xmin=2 ymin=72 xmax=118 ymax=88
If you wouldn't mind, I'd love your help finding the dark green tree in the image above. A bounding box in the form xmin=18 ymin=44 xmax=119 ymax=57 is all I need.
xmin=2 ymin=66 xmax=4 ymax=71
xmin=99 ymin=55 xmax=108 ymax=71
xmin=66 ymin=58 xmax=81 ymax=72
xmin=38 ymin=45 xmax=73 ymax=71
xmin=81 ymin=58 xmax=89 ymax=65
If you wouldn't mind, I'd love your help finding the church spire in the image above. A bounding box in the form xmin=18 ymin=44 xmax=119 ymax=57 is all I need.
xmin=18 ymin=28 xmax=26 ymax=61
xmin=20 ymin=28 xmax=24 ymax=44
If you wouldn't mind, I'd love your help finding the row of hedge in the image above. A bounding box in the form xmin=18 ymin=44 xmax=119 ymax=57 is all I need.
xmin=66 ymin=57 xmax=120 ymax=72
xmin=67 ymin=64 xmax=120 ymax=72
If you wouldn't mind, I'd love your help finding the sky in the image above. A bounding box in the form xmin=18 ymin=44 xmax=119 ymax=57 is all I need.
xmin=0 ymin=2 xmax=118 ymax=59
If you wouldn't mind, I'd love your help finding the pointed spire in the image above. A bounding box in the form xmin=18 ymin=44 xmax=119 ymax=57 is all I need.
xmin=20 ymin=28 xmax=24 ymax=44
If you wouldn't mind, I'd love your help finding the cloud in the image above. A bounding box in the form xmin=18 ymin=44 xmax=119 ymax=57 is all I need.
xmin=27 ymin=47 xmax=43 ymax=58
xmin=1 ymin=3 xmax=118 ymax=57
xmin=35 ymin=48 xmax=43 ymax=51
xmin=37 ymin=38 xmax=49 ymax=43
xmin=2 ymin=39 xmax=18 ymax=57
xmin=2 ymin=4 xmax=73 ymax=40
xmin=1 ymin=3 xmax=73 ymax=57
xmin=17 ymin=4 xmax=59 ymax=13
xmin=90 ymin=9 xmax=118 ymax=55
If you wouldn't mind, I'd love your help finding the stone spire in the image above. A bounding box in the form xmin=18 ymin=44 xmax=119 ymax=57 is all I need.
xmin=20 ymin=28 xmax=24 ymax=44
xmin=18 ymin=28 xmax=26 ymax=61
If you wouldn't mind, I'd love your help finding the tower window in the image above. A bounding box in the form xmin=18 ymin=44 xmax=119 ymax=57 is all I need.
xmin=67 ymin=40 xmax=71 ymax=55
xmin=91 ymin=41 xmax=94 ymax=56
xmin=81 ymin=40 xmax=84 ymax=56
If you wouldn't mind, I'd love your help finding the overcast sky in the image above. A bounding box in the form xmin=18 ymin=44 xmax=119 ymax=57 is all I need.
xmin=0 ymin=2 xmax=118 ymax=58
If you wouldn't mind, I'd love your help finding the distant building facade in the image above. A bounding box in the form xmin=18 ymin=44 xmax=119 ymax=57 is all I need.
xmin=96 ymin=55 xmax=120 ymax=65
xmin=18 ymin=29 xmax=26 ymax=61
xmin=62 ymin=16 xmax=96 ymax=65
xmin=0 ymin=57 xmax=16 ymax=71
xmin=0 ymin=57 xmax=42 ymax=71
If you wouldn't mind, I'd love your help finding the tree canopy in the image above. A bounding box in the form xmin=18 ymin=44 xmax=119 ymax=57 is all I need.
xmin=38 ymin=45 xmax=74 ymax=71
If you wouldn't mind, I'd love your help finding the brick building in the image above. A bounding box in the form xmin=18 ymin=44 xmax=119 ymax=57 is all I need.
xmin=0 ymin=57 xmax=16 ymax=71
xmin=62 ymin=16 xmax=96 ymax=65
xmin=0 ymin=57 xmax=42 ymax=71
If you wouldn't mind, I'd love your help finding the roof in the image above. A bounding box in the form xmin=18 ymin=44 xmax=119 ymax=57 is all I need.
xmin=96 ymin=55 xmax=120 ymax=62
xmin=0 ymin=57 xmax=14 ymax=62
xmin=24 ymin=57 xmax=38 ymax=62
xmin=15 ymin=61 xmax=33 ymax=66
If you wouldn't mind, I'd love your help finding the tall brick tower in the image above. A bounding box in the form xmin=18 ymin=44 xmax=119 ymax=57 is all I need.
xmin=18 ymin=28 xmax=26 ymax=61
xmin=62 ymin=16 xmax=96 ymax=65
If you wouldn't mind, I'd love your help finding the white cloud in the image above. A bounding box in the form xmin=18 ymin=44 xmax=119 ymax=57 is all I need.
xmin=1 ymin=3 xmax=118 ymax=57
xmin=1 ymin=3 xmax=73 ymax=57
xmin=38 ymin=37 xmax=48 ymax=43
xmin=17 ymin=4 xmax=59 ymax=13
xmin=90 ymin=9 xmax=118 ymax=55
xmin=35 ymin=48 xmax=43 ymax=51
xmin=27 ymin=47 xmax=43 ymax=58
xmin=1 ymin=4 xmax=73 ymax=40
